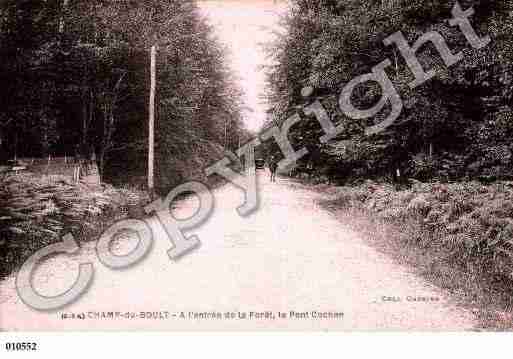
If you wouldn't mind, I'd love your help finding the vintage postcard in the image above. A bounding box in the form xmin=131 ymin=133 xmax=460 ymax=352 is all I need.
xmin=1 ymin=0 xmax=513 ymax=339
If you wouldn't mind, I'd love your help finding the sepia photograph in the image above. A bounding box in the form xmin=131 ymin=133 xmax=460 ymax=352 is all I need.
xmin=1 ymin=0 xmax=513 ymax=346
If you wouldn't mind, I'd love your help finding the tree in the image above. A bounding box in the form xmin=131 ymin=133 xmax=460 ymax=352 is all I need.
xmin=265 ymin=0 xmax=513 ymax=183
xmin=0 ymin=0 xmax=248 ymax=190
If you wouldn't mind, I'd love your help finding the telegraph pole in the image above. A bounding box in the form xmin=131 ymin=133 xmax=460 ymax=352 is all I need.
xmin=148 ymin=44 xmax=157 ymax=196
xmin=146 ymin=32 xmax=206 ymax=195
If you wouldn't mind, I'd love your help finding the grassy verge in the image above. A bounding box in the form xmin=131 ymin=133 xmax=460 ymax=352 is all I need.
xmin=307 ymin=179 xmax=513 ymax=330
xmin=0 ymin=172 xmax=150 ymax=279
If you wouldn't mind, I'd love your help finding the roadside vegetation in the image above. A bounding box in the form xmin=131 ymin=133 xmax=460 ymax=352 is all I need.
xmin=264 ymin=0 xmax=513 ymax=182
xmin=266 ymin=0 xmax=513 ymax=327
xmin=0 ymin=172 xmax=149 ymax=279
xmin=0 ymin=0 xmax=250 ymax=277
xmin=0 ymin=0 xmax=248 ymax=191
xmin=314 ymin=179 xmax=513 ymax=329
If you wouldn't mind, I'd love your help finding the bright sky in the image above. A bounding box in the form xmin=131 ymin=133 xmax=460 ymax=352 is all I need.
xmin=198 ymin=0 xmax=287 ymax=133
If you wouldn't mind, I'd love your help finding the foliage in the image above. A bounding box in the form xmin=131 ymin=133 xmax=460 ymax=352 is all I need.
xmin=0 ymin=171 xmax=149 ymax=278
xmin=264 ymin=0 xmax=513 ymax=183
xmin=0 ymin=0 xmax=247 ymax=191
xmin=326 ymin=179 xmax=513 ymax=278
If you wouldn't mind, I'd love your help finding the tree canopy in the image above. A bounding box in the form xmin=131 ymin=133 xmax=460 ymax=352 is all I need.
xmin=0 ymin=0 xmax=247 ymax=191
xmin=265 ymin=0 xmax=513 ymax=183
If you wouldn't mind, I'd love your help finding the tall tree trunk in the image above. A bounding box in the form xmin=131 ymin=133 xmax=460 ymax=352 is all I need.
xmin=59 ymin=0 xmax=70 ymax=34
xmin=81 ymin=88 xmax=88 ymax=157
xmin=98 ymin=72 xmax=126 ymax=181
xmin=99 ymin=106 xmax=109 ymax=181
xmin=88 ymin=89 xmax=94 ymax=158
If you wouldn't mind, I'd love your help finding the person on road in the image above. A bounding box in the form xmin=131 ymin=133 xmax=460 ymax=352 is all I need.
xmin=306 ymin=160 xmax=314 ymax=180
xmin=268 ymin=156 xmax=278 ymax=182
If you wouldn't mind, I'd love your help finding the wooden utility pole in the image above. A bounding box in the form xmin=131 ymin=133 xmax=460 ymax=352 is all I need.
xmin=148 ymin=44 xmax=157 ymax=195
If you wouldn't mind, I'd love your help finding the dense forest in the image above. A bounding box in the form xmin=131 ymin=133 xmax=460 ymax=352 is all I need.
xmin=0 ymin=0 xmax=247 ymax=191
xmin=260 ymin=0 xmax=513 ymax=316
xmin=264 ymin=0 xmax=513 ymax=184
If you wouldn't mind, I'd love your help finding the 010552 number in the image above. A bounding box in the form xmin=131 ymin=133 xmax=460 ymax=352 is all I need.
xmin=5 ymin=342 xmax=38 ymax=351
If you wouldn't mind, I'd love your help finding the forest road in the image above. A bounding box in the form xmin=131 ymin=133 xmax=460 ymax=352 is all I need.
xmin=0 ymin=172 xmax=476 ymax=331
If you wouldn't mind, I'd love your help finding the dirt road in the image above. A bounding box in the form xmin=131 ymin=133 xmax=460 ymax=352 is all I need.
xmin=0 ymin=173 xmax=476 ymax=331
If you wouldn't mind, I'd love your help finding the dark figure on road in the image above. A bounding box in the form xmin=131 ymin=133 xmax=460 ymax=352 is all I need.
xmin=268 ymin=156 xmax=278 ymax=182
xmin=306 ymin=161 xmax=314 ymax=180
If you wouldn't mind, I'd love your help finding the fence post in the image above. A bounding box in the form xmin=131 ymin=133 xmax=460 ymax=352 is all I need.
xmin=73 ymin=164 xmax=81 ymax=184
